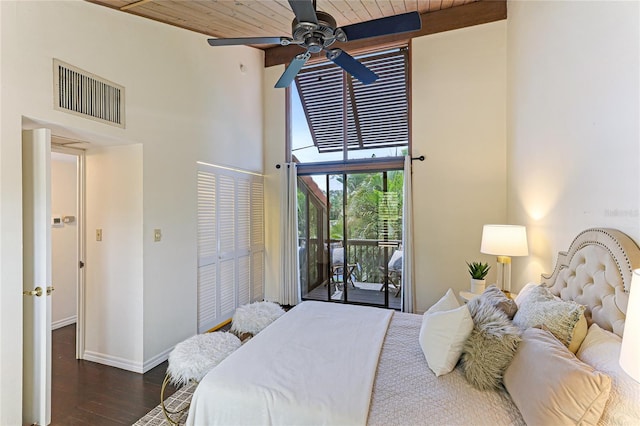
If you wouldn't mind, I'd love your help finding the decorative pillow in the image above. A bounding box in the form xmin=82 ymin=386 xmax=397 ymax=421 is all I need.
xmin=461 ymin=299 xmax=521 ymax=390
xmin=577 ymin=323 xmax=640 ymax=424
xmin=419 ymin=289 xmax=474 ymax=377
xmin=513 ymin=285 xmax=587 ymax=352
xmin=468 ymin=285 xmax=518 ymax=319
xmin=425 ymin=288 xmax=459 ymax=314
xmin=504 ymin=328 xmax=612 ymax=426
xmin=514 ymin=282 xmax=538 ymax=307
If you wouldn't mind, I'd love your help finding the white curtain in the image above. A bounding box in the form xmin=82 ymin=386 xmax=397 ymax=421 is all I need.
xmin=280 ymin=163 xmax=301 ymax=305
xmin=401 ymin=156 xmax=415 ymax=313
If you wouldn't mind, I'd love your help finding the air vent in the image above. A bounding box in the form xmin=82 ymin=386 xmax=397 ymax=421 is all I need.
xmin=53 ymin=59 xmax=125 ymax=128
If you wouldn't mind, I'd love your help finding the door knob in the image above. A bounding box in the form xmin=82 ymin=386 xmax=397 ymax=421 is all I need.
xmin=23 ymin=287 xmax=43 ymax=297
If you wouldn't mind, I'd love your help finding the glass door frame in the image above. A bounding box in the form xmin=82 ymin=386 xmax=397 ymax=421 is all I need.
xmin=297 ymin=161 xmax=404 ymax=310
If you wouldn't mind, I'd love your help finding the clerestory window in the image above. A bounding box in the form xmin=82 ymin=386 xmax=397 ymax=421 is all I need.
xmin=291 ymin=47 xmax=410 ymax=163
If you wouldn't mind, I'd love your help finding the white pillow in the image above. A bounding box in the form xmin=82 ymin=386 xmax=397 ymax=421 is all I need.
xmin=577 ymin=323 xmax=640 ymax=425
xmin=514 ymin=282 xmax=538 ymax=307
xmin=419 ymin=289 xmax=474 ymax=377
xmin=425 ymin=288 xmax=459 ymax=313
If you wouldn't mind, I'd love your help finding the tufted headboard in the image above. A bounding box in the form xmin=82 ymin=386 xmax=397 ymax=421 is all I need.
xmin=540 ymin=228 xmax=640 ymax=338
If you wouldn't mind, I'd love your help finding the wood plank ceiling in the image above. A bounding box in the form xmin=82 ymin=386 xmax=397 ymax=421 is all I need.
xmin=87 ymin=1 xmax=507 ymax=66
xmin=89 ymin=1 xmax=475 ymax=40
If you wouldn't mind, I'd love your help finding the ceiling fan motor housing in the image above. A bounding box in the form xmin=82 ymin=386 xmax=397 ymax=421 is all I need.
xmin=292 ymin=11 xmax=339 ymax=53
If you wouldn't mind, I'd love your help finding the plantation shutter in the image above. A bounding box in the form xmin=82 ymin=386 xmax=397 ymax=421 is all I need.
xmin=251 ymin=180 xmax=265 ymax=301
xmin=196 ymin=163 xmax=264 ymax=333
xmin=197 ymin=171 xmax=217 ymax=327
xmin=236 ymin=178 xmax=251 ymax=306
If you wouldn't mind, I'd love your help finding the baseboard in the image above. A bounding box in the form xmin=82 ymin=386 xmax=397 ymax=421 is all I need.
xmin=83 ymin=350 xmax=144 ymax=374
xmin=142 ymin=346 xmax=173 ymax=373
xmin=52 ymin=315 xmax=77 ymax=330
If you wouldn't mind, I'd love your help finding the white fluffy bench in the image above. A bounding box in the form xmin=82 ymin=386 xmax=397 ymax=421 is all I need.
xmin=162 ymin=332 xmax=241 ymax=424
xmin=230 ymin=301 xmax=285 ymax=338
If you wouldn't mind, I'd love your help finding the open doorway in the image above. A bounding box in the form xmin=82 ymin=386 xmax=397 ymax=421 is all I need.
xmin=51 ymin=143 xmax=85 ymax=359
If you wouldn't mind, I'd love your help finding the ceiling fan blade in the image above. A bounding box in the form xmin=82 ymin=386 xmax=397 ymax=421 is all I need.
xmin=326 ymin=49 xmax=378 ymax=85
xmin=288 ymin=0 xmax=318 ymax=24
xmin=340 ymin=11 xmax=421 ymax=41
xmin=208 ymin=37 xmax=293 ymax=47
xmin=275 ymin=52 xmax=311 ymax=88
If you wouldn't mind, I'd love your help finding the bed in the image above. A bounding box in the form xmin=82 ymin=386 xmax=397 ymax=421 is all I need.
xmin=186 ymin=228 xmax=640 ymax=425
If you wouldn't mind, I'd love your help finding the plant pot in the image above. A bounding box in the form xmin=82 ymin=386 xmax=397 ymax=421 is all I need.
xmin=470 ymin=278 xmax=486 ymax=294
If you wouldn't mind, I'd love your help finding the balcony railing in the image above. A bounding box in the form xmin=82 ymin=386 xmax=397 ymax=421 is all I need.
xmin=298 ymin=238 xmax=401 ymax=291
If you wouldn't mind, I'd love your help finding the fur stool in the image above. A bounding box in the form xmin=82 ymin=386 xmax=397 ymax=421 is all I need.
xmin=230 ymin=301 xmax=285 ymax=338
xmin=161 ymin=332 xmax=241 ymax=424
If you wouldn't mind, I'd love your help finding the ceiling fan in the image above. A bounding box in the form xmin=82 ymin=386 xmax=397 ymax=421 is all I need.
xmin=207 ymin=0 xmax=421 ymax=88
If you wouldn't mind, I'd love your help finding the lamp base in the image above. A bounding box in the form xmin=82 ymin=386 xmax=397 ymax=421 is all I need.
xmin=495 ymin=256 xmax=512 ymax=293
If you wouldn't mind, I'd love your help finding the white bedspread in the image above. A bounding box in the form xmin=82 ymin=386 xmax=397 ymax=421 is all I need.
xmin=186 ymin=301 xmax=393 ymax=426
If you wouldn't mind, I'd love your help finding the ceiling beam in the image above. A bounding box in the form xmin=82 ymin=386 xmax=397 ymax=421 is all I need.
xmin=264 ymin=0 xmax=506 ymax=68
xmin=120 ymin=0 xmax=154 ymax=11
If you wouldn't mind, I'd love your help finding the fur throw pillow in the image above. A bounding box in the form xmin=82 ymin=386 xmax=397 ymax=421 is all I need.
xmin=468 ymin=285 xmax=518 ymax=319
xmin=462 ymin=300 xmax=522 ymax=390
xmin=230 ymin=301 xmax=285 ymax=335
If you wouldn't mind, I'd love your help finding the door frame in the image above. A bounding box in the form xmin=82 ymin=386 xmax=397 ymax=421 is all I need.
xmin=297 ymin=167 xmax=404 ymax=310
xmin=51 ymin=144 xmax=86 ymax=359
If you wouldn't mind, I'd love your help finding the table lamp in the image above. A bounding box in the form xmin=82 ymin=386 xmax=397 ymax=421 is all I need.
xmin=620 ymin=268 xmax=640 ymax=382
xmin=480 ymin=224 xmax=529 ymax=294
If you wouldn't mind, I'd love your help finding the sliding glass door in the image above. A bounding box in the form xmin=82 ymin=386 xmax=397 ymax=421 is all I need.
xmin=298 ymin=170 xmax=403 ymax=310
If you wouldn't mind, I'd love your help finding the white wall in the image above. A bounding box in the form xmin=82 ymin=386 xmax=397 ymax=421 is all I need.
xmin=1 ymin=0 xmax=264 ymax=420
xmin=85 ymin=144 xmax=144 ymax=369
xmin=51 ymin=153 xmax=78 ymax=329
xmin=507 ymin=0 xmax=640 ymax=288
xmin=411 ymin=21 xmax=507 ymax=312
xmin=0 ymin=2 xmax=24 ymax=423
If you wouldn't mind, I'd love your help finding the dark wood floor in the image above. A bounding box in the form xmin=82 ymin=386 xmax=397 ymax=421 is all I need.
xmin=52 ymin=324 xmax=177 ymax=425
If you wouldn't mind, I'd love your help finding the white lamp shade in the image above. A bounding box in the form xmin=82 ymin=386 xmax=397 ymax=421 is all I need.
xmin=480 ymin=225 xmax=529 ymax=256
xmin=620 ymin=268 xmax=640 ymax=382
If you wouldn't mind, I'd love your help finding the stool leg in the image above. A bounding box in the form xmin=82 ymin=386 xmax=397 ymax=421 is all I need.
xmin=161 ymin=373 xmax=191 ymax=425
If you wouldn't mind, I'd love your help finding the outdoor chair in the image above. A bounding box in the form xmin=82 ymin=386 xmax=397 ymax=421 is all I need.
xmin=380 ymin=249 xmax=403 ymax=297
xmin=330 ymin=247 xmax=358 ymax=289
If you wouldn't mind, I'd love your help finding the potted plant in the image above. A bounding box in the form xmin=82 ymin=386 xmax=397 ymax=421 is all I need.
xmin=466 ymin=261 xmax=490 ymax=294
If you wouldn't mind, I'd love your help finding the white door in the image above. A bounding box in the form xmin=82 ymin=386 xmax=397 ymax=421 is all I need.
xmin=22 ymin=128 xmax=53 ymax=425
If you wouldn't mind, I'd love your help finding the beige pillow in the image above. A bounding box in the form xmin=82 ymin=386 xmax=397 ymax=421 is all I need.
xmin=569 ymin=313 xmax=588 ymax=353
xmin=513 ymin=285 xmax=587 ymax=352
xmin=504 ymin=328 xmax=611 ymax=426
